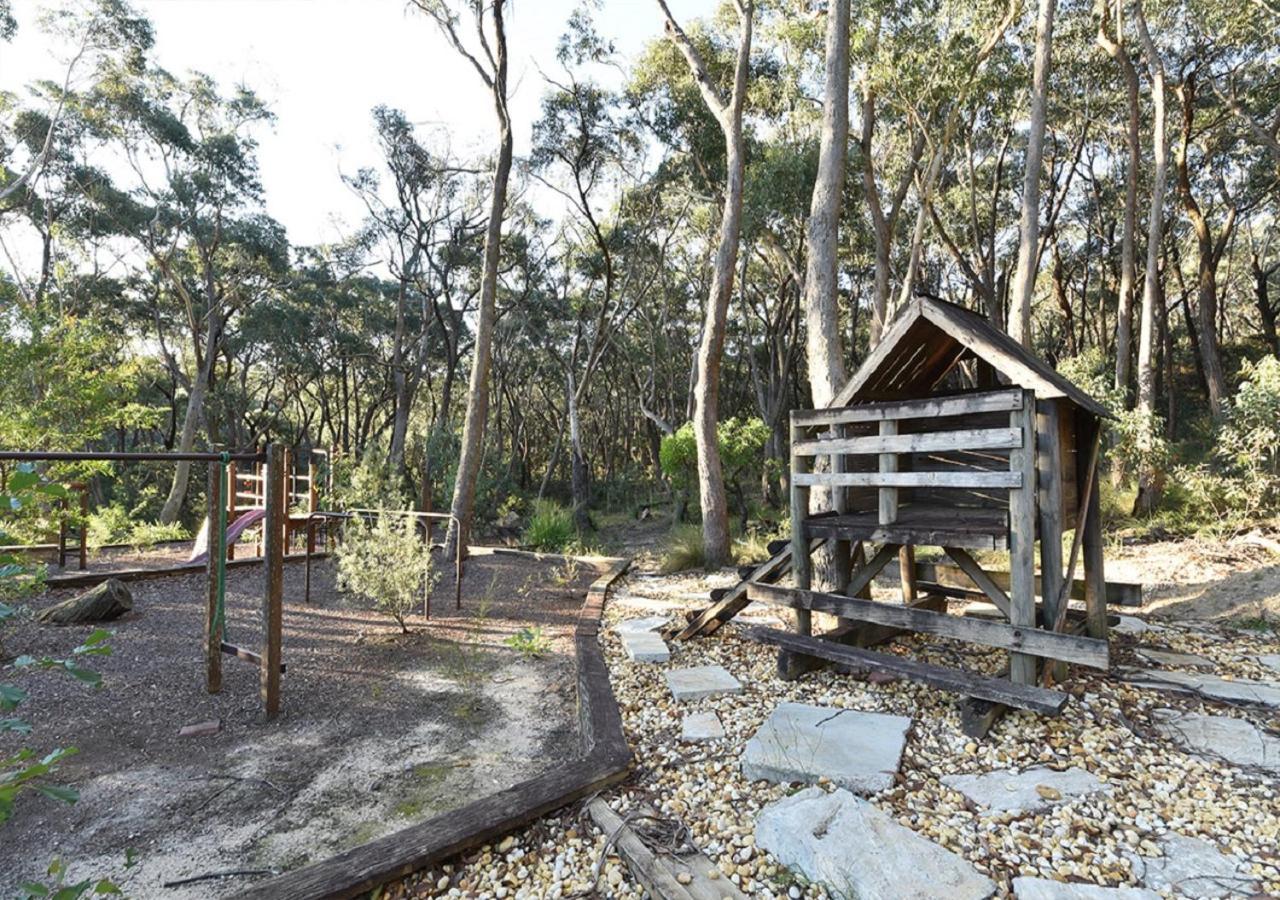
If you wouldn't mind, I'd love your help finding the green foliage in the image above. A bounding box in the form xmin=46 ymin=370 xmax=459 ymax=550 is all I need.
xmin=659 ymin=524 xmax=706 ymax=573
xmin=124 ymin=520 xmax=187 ymax=551
xmin=660 ymin=417 xmax=770 ymax=494
xmin=503 ymin=626 xmax=551 ymax=659
xmin=335 ymin=513 xmax=438 ymax=633
xmin=331 ymin=448 xmax=410 ymax=511
xmin=522 ymin=500 xmax=576 ymax=552
xmin=1218 ymin=355 xmax=1280 ymax=511
xmin=17 ymin=855 xmax=124 ymax=899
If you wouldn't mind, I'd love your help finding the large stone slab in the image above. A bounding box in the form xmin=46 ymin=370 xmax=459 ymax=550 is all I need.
xmin=1257 ymin=654 xmax=1280 ymax=673
xmin=1126 ymin=833 xmax=1259 ymax=898
xmin=742 ymin=702 xmax=910 ymax=794
xmin=1112 ymin=616 xmax=1166 ymax=636
xmin=1152 ymin=709 xmax=1280 ymax=772
xmin=665 ymin=665 xmax=742 ymax=701
xmin=1012 ymin=877 xmax=1158 ymax=899
xmin=680 ymin=711 xmax=724 ymax=742
xmin=620 ymin=630 xmax=670 ymax=663
xmin=755 ymin=787 xmax=996 ymax=900
xmin=1133 ymin=647 xmax=1213 ymax=669
xmin=942 ymin=767 xmax=1108 ymax=813
xmin=1124 ymin=668 xmax=1280 ymax=708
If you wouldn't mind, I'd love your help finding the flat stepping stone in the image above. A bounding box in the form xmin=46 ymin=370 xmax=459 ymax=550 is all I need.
xmin=613 ymin=615 xmax=670 ymax=635
xmin=665 ymin=665 xmax=742 ymax=701
xmin=1134 ymin=647 xmax=1213 ymax=669
xmin=1124 ymin=668 xmax=1280 ymax=708
xmin=756 ymin=787 xmax=996 ymax=900
xmin=1012 ymin=877 xmax=1158 ymax=899
xmin=621 ymin=630 xmax=670 ymax=663
xmin=743 ymin=702 xmax=910 ymax=794
xmin=1257 ymin=653 xmax=1280 ymax=673
xmin=1126 ymin=832 xmax=1259 ymax=898
xmin=680 ymin=711 xmax=724 ymax=742
xmin=1152 ymin=709 xmax=1280 ymax=772
xmin=942 ymin=767 xmax=1108 ymax=813
xmin=1113 ymin=616 xmax=1165 ymax=636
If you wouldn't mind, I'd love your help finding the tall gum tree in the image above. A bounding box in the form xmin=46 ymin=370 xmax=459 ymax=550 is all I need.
xmin=653 ymin=0 xmax=754 ymax=567
xmin=415 ymin=0 xmax=513 ymax=558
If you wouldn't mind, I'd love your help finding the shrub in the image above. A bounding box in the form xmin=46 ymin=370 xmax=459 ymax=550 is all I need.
xmin=659 ymin=524 xmax=706 ymax=573
xmin=523 ymin=500 xmax=576 ymax=552
xmin=659 ymin=417 xmax=771 ymax=523
xmin=1218 ymin=355 xmax=1280 ymax=514
xmin=336 ymin=513 xmax=438 ymax=633
xmin=504 ymin=626 xmax=551 ymax=658
xmin=126 ymin=520 xmax=188 ymax=550
xmin=86 ymin=505 xmax=132 ymax=549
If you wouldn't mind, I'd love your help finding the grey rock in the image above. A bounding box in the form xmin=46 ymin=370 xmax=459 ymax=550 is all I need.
xmin=1113 ymin=616 xmax=1166 ymax=636
xmin=613 ymin=615 xmax=670 ymax=636
xmin=942 ymin=767 xmax=1108 ymax=813
xmin=755 ymin=787 xmax=996 ymax=900
xmin=665 ymin=665 xmax=742 ymax=701
xmin=1153 ymin=710 xmax=1280 ymax=772
xmin=621 ymin=630 xmax=670 ymax=663
xmin=1012 ymin=877 xmax=1158 ymax=899
xmin=680 ymin=711 xmax=724 ymax=742
xmin=1127 ymin=832 xmax=1259 ymax=898
xmin=742 ymin=702 xmax=910 ymax=794
xmin=1256 ymin=653 xmax=1280 ymax=673
xmin=1124 ymin=668 xmax=1280 ymax=708
xmin=1134 ymin=647 xmax=1214 ymax=669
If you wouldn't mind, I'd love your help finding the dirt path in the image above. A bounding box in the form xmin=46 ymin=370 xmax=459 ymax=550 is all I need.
xmin=1 ymin=552 xmax=601 ymax=897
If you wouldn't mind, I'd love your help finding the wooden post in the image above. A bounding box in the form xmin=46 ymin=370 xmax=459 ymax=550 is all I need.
xmin=1037 ymin=400 xmax=1066 ymax=681
xmin=1008 ymin=390 xmax=1038 ymax=685
xmin=1078 ymin=416 xmax=1108 ymax=640
xmin=899 ymin=545 xmax=917 ymax=602
xmin=57 ymin=497 xmax=67 ymax=569
xmin=225 ymin=460 xmax=237 ymax=560
xmin=77 ymin=488 xmax=88 ymax=571
xmin=206 ymin=462 xmax=224 ymax=694
xmin=830 ymin=422 xmax=851 ymax=621
xmin=878 ymin=420 xmax=899 ymax=525
xmin=790 ymin=417 xmax=812 ymax=637
xmin=261 ymin=443 xmax=284 ymax=718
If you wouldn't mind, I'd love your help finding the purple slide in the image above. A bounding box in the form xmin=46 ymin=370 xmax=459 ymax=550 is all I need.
xmin=188 ymin=508 xmax=267 ymax=564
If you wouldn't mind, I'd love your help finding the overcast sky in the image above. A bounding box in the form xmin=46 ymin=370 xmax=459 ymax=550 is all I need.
xmin=2 ymin=0 xmax=718 ymax=249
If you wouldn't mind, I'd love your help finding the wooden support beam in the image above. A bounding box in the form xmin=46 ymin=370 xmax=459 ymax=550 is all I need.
xmin=944 ymin=546 xmax=1012 ymax=618
xmin=790 ymin=419 xmax=812 ymax=637
xmin=879 ymin=560 xmax=1142 ymax=607
xmin=845 ymin=542 xmax=901 ymax=598
xmin=1077 ymin=417 xmax=1108 ymax=640
xmin=795 ymin=470 xmax=1022 ymax=489
xmin=747 ymin=582 xmax=1108 ymax=669
xmin=1037 ymin=400 xmax=1067 ymax=682
xmin=261 ymin=443 xmax=284 ymax=719
xmin=206 ymin=463 xmax=223 ymax=695
xmin=1008 ymin=390 xmax=1039 ymax=685
xmin=221 ymin=641 xmax=286 ymax=673
xmin=794 ymin=427 xmax=1022 ymax=457
xmin=778 ymin=593 xmax=947 ymax=681
xmin=742 ymin=626 xmax=1069 ymax=715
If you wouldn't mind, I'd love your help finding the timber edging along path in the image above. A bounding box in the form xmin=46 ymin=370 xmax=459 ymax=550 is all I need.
xmin=42 ymin=551 xmax=329 ymax=589
xmin=232 ymin=553 xmax=634 ymax=900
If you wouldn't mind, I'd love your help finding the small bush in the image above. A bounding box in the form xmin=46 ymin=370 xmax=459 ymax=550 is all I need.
xmin=336 ymin=513 xmax=438 ymax=633
xmin=87 ymin=505 xmax=132 ymax=549
xmin=504 ymin=626 xmax=551 ymax=658
xmin=127 ymin=520 xmax=188 ymax=550
xmin=659 ymin=524 xmax=706 ymax=573
xmin=523 ymin=500 xmax=576 ymax=552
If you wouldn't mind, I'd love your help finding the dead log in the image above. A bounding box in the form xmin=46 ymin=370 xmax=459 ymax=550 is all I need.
xmin=37 ymin=578 xmax=132 ymax=625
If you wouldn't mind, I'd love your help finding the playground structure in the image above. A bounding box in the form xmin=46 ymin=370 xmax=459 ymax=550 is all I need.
xmin=679 ymin=297 xmax=1124 ymax=733
xmin=0 ymin=447 xmax=286 ymax=718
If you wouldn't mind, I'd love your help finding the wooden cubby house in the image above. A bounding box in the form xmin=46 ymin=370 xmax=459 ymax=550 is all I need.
xmin=743 ymin=296 xmax=1113 ymax=721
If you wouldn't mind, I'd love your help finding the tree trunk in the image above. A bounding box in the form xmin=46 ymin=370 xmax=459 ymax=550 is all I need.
xmin=656 ymin=0 xmax=753 ymax=568
xmin=801 ymin=0 xmax=850 ymax=410
xmin=1097 ymin=0 xmax=1140 ymax=399
xmin=567 ymin=371 xmax=590 ymax=532
xmin=1007 ymin=0 xmax=1058 ymax=347
xmin=159 ymin=314 xmax=220 ymax=524
xmin=1133 ymin=0 xmax=1167 ymax=515
xmin=442 ymin=2 xmax=513 ymax=560
xmin=1253 ymin=251 xmax=1280 ymax=357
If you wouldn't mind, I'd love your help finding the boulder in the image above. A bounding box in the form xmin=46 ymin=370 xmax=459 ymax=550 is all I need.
xmin=37 ymin=578 xmax=132 ymax=625
xmin=755 ymin=787 xmax=995 ymax=900
xmin=743 ymin=702 xmax=910 ymax=794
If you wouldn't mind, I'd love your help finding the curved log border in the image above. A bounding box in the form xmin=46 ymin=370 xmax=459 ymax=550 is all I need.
xmin=233 ymin=554 xmax=633 ymax=900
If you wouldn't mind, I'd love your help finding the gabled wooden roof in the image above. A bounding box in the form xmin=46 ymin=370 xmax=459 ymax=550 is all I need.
xmin=833 ymin=297 xmax=1112 ymax=418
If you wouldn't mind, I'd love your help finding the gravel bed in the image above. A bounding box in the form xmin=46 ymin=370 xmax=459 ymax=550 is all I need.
xmin=395 ymin=565 xmax=1280 ymax=899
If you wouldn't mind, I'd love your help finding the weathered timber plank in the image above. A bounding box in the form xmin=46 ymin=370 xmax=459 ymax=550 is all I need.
xmin=790 ymin=389 xmax=1023 ymax=427
xmin=587 ymin=801 xmax=749 ymax=900
xmin=742 ymin=625 xmax=1069 ymax=715
xmin=793 ymin=427 xmax=1022 ymax=458
xmin=804 ymin=517 xmax=1005 ymax=551
xmin=1036 ymin=400 xmax=1067 ymax=685
xmin=220 ymin=642 xmax=286 ymax=673
xmin=746 ymin=583 xmax=1108 ymax=669
xmin=794 ymin=470 xmax=1021 ymax=489
xmin=1008 ymin=390 xmax=1039 ymax=685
